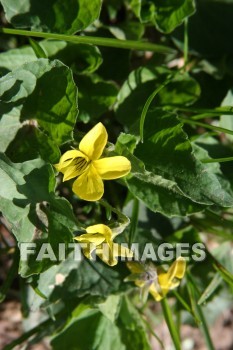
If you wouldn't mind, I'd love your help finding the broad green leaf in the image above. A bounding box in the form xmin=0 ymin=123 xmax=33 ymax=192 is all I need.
xmin=40 ymin=41 xmax=103 ymax=74
xmin=0 ymin=112 xmax=21 ymax=152
xmin=129 ymin=0 xmax=195 ymax=33
xmin=0 ymin=154 xmax=77 ymax=276
xmin=134 ymin=109 xmax=233 ymax=207
xmin=6 ymin=125 xmax=60 ymax=163
xmin=117 ymin=21 xmax=145 ymax=40
xmin=117 ymin=296 xmax=151 ymax=350
xmin=0 ymin=41 xmax=103 ymax=75
xmin=51 ymin=307 xmax=126 ymax=350
xmin=115 ymin=67 xmax=200 ymax=128
xmin=116 ymin=133 xmax=204 ymax=216
xmin=220 ymin=88 xmax=233 ymax=142
xmin=127 ymin=164 xmax=204 ymax=216
xmin=0 ymin=59 xmax=78 ymax=145
xmin=97 ymin=295 xmax=121 ymax=322
xmin=78 ymin=74 xmax=118 ymax=122
xmin=1 ymin=0 xmax=102 ymax=34
xmin=116 ymin=109 xmax=233 ymax=216
xmin=38 ymin=257 xmax=128 ymax=304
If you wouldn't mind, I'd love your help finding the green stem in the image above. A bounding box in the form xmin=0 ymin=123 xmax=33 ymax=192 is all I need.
xmin=201 ymin=156 xmax=233 ymax=163
xmin=143 ymin=318 xmax=165 ymax=350
xmin=187 ymin=274 xmax=215 ymax=350
xmin=195 ymin=303 xmax=215 ymax=350
xmin=173 ymin=290 xmax=200 ymax=324
xmin=161 ymin=298 xmax=181 ymax=350
xmin=191 ymin=113 xmax=221 ymax=120
xmin=0 ymin=27 xmax=175 ymax=53
xmin=140 ymin=72 xmax=178 ymax=142
xmin=183 ymin=18 xmax=189 ymax=67
xmin=179 ymin=117 xmax=233 ymax=136
xmin=173 ymin=106 xmax=233 ymax=115
xmin=129 ymin=197 xmax=139 ymax=245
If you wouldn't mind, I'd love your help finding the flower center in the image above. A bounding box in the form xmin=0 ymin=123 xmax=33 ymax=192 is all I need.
xmin=73 ymin=156 xmax=90 ymax=174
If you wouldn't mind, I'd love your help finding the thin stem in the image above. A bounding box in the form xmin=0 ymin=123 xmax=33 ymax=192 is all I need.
xmin=129 ymin=197 xmax=139 ymax=245
xmin=191 ymin=113 xmax=220 ymax=120
xmin=0 ymin=27 xmax=175 ymax=54
xmin=173 ymin=290 xmax=200 ymax=324
xmin=161 ymin=298 xmax=181 ymax=350
xmin=183 ymin=18 xmax=189 ymax=67
xmin=140 ymin=71 xmax=179 ymax=142
xmin=173 ymin=106 xmax=233 ymax=115
xmin=201 ymin=156 xmax=233 ymax=163
xmin=143 ymin=318 xmax=165 ymax=349
xmin=195 ymin=303 xmax=215 ymax=350
xmin=179 ymin=117 xmax=233 ymax=136
xmin=187 ymin=273 xmax=215 ymax=350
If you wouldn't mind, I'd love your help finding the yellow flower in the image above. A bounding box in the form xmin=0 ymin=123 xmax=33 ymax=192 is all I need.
xmin=54 ymin=122 xmax=131 ymax=201
xmin=126 ymin=257 xmax=186 ymax=302
xmin=74 ymin=224 xmax=133 ymax=266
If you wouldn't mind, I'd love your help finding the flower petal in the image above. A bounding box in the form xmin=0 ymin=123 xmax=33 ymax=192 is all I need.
xmin=155 ymin=257 xmax=186 ymax=300
xmin=149 ymin=283 xmax=163 ymax=302
xmin=96 ymin=242 xmax=118 ymax=266
xmin=54 ymin=150 xmax=86 ymax=172
xmin=160 ymin=256 xmax=186 ymax=286
xmin=93 ymin=156 xmax=131 ymax=180
xmin=112 ymin=243 xmax=134 ymax=259
xmin=72 ymin=164 xmax=104 ymax=201
xmin=79 ymin=122 xmax=108 ymax=160
xmin=74 ymin=232 xmax=106 ymax=246
xmin=149 ymin=258 xmax=186 ymax=302
xmin=86 ymin=224 xmax=112 ymax=241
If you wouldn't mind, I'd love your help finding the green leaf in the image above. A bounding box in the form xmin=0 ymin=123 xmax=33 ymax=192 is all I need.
xmin=214 ymin=263 xmax=233 ymax=289
xmin=0 ymin=113 xmax=21 ymax=152
xmin=0 ymin=153 xmax=77 ymax=276
xmin=220 ymin=88 xmax=233 ymax=142
xmin=198 ymin=274 xmax=222 ymax=306
xmin=116 ymin=133 xmax=204 ymax=216
xmin=78 ymin=74 xmax=118 ymax=122
xmin=129 ymin=0 xmax=196 ymax=33
xmin=51 ymin=307 xmax=126 ymax=350
xmin=0 ymin=40 xmax=103 ymax=75
xmin=6 ymin=125 xmax=60 ymax=163
xmin=29 ymin=38 xmax=47 ymax=58
xmin=97 ymin=295 xmax=121 ymax=322
xmin=134 ymin=109 xmax=233 ymax=208
xmin=115 ymin=67 xmax=200 ymax=128
xmin=0 ymin=58 xmax=78 ymax=145
xmin=41 ymin=41 xmax=103 ymax=74
xmin=1 ymin=0 xmax=102 ymax=34
xmin=37 ymin=258 xmax=128 ymax=304
xmin=117 ymin=296 xmax=151 ymax=350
